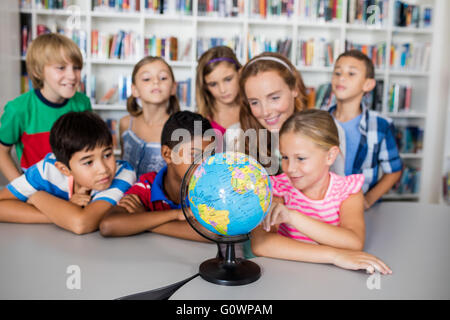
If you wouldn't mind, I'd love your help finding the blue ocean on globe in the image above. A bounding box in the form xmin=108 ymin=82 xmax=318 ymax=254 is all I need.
xmin=187 ymin=152 xmax=272 ymax=237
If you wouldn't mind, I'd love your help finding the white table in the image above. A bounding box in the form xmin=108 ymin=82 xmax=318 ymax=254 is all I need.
xmin=0 ymin=223 xmax=215 ymax=299
xmin=1 ymin=202 xmax=448 ymax=299
xmin=171 ymin=202 xmax=450 ymax=300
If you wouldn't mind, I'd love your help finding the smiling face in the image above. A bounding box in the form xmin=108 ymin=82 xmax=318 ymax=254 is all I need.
xmin=244 ymin=71 xmax=297 ymax=132
xmin=132 ymin=60 xmax=176 ymax=106
xmin=204 ymin=62 xmax=240 ymax=107
xmin=41 ymin=55 xmax=81 ymax=103
xmin=61 ymin=145 xmax=116 ymax=193
xmin=331 ymin=56 xmax=375 ymax=104
xmin=280 ymin=132 xmax=338 ymax=198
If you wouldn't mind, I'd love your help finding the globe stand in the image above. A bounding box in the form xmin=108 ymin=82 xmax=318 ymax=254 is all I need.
xmin=199 ymin=242 xmax=261 ymax=286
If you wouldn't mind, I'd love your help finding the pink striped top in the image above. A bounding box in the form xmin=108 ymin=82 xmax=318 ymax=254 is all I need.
xmin=270 ymin=172 xmax=364 ymax=244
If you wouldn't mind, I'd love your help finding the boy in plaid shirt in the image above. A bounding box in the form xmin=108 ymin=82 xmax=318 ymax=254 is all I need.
xmin=325 ymin=50 xmax=402 ymax=209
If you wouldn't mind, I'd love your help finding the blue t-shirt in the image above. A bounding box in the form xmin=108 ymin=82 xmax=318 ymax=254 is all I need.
xmin=338 ymin=114 xmax=362 ymax=176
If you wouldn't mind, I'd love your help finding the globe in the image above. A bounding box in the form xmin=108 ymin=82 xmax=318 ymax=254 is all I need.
xmin=181 ymin=152 xmax=273 ymax=286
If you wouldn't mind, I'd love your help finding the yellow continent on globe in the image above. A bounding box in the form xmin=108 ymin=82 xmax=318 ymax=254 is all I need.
xmin=229 ymin=166 xmax=271 ymax=213
xmin=197 ymin=204 xmax=230 ymax=235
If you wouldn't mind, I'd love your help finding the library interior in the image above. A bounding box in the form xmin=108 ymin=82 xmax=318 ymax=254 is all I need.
xmin=0 ymin=0 xmax=449 ymax=301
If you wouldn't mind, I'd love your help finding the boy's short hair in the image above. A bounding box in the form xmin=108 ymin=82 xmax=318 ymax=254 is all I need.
xmin=26 ymin=33 xmax=83 ymax=89
xmin=161 ymin=111 xmax=213 ymax=150
xmin=50 ymin=111 xmax=112 ymax=167
xmin=336 ymin=49 xmax=375 ymax=79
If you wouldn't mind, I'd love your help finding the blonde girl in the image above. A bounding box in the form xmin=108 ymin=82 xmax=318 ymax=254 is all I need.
xmin=252 ymin=110 xmax=391 ymax=275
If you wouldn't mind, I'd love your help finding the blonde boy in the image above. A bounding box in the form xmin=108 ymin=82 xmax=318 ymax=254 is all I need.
xmin=0 ymin=33 xmax=92 ymax=181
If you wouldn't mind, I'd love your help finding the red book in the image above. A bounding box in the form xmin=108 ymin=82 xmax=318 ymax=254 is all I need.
xmin=404 ymin=87 xmax=412 ymax=111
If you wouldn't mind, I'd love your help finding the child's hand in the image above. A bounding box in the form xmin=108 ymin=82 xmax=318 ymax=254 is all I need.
xmin=118 ymin=194 xmax=145 ymax=213
xmin=70 ymin=194 xmax=91 ymax=207
xmin=70 ymin=186 xmax=91 ymax=207
xmin=262 ymin=202 xmax=291 ymax=232
xmin=332 ymin=249 xmax=392 ymax=275
xmin=176 ymin=209 xmax=186 ymax=221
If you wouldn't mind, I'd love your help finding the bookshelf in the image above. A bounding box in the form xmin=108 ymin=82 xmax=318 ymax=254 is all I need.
xmin=16 ymin=0 xmax=447 ymax=203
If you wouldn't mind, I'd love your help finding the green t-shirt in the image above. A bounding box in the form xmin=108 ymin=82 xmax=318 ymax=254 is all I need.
xmin=0 ymin=89 xmax=92 ymax=169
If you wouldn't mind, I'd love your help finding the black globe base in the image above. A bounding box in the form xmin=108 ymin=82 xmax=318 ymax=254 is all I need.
xmin=199 ymin=242 xmax=261 ymax=286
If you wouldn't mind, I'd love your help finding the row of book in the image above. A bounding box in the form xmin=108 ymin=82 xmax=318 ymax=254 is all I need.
xmin=247 ymin=36 xmax=292 ymax=60
xmin=390 ymin=165 xmax=420 ymax=195
xmin=249 ymin=0 xmax=295 ymax=19
xmin=196 ymin=36 xmax=244 ymax=60
xmin=390 ymin=42 xmax=431 ymax=72
xmin=33 ymin=0 xmax=76 ymax=10
xmin=347 ymin=0 xmax=389 ymax=26
xmin=91 ymin=30 xmax=141 ymax=60
xmin=198 ymin=0 xmax=244 ymax=17
xmin=297 ymin=38 xmax=340 ymax=67
xmin=93 ymin=0 xmax=141 ymax=11
xmin=144 ymin=0 xmax=193 ymax=15
xmin=298 ymin=0 xmax=343 ymax=22
xmin=91 ymin=74 xmax=192 ymax=107
xmin=394 ymin=0 xmax=433 ymax=28
xmin=144 ymin=36 xmax=192 ymax=61
xmin=345 ymin=40 xmax=386 ymax=69
xmin=388 ymin=83 xmax=411 ymax=113
xmin=308 ymin=80 xmax=383 ymax=111
xmin=394 ymin=125 xmax=423 ymax=154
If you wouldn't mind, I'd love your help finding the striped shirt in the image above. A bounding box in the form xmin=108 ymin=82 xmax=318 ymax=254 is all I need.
xmin=7 ymin=153 xmax=136 ymax=205
xmin=270 ymin=172 xmax=364 ymax=244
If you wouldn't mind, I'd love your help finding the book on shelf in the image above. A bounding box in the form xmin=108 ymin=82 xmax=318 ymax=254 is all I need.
xmin=388 ymin=83 xmax=412 ymax=113
xmin=345 ymin=40 xmax=386 ymax=69
xmin=144 ymin=36 xmax=180 ymax=61
xmin=347 ymin=0 xmax=388 ymax=26
xmin=390 ymin=165 xmax=420 ymax=195
xmin=390 ymin=42 xmax=431 ymax=72
xmin=93 ymin=0 xmax=141 ymax=12
xmin=177 ymin=78 xmax=191 ymax=108
xmin=315 ymin=83 xmax=334 ymax=109
xmin=20 ymin=13 xmax=32 ymax=57
xmin=247 ymin=35 xmax=291 ymax=60
xmin=298 ymin=0 xmax=343 ymax=22
xmin=249 ymin=0 xmax=295 ymax=19
xmin=98 ymin=85 xmax=118 ymax=104
xmin=118 ymin=75 xmax=132 ymax=104
xmin=394 ymin=125 xmax=423 ymax=154
xmin=297 ymin=38 xmax=340 ymax=67
xmin=198 ymin=0 xmax=244 ymax=17
xmin=144 ymin=0 xmax=192 ymax=15
xmin=197 ymin=36 xmax=243 ymax=60
xmin=91 ymin=30 xmax=140 ymax=61
xmin=394 ymin=0 xmax=433 ymax=28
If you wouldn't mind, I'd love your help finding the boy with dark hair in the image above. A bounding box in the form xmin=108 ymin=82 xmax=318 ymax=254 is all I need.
xmin=325 ymin=49 xmax=402 ymax=209
xmin=0 ymin=111 xmax=136 ymax=234
xmin=100 ymin=111 xmax=214 ymax=240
